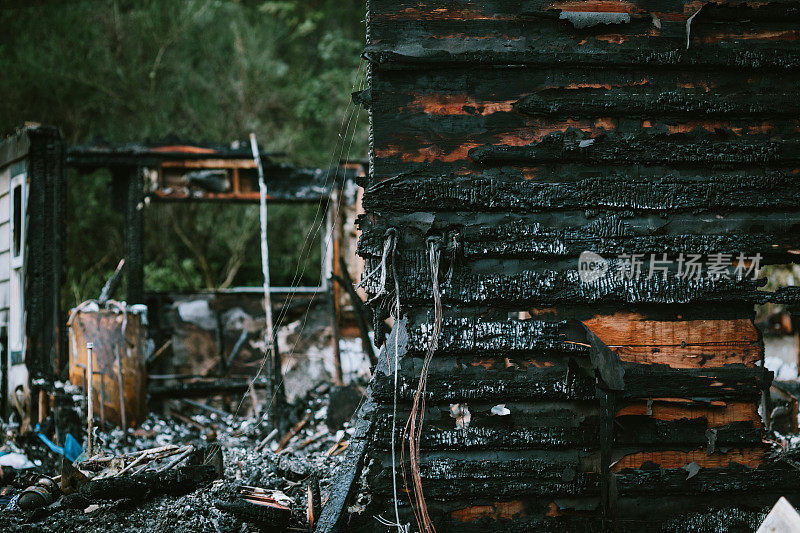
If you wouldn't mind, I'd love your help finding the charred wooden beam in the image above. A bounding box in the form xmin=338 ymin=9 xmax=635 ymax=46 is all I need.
xmin=23 ymin=126 xmax=66 ymax=384
xmin=362 ymin=173 xmax=800 ymax=214
xmin=148 ymin=378 xmax=269 ymax=399
xmin=361 ymin=257 xmax=800 ymax=306
xmin=315 ymin=391 xmax=376 ymax=533
xmin=468 ymin=133 xmax=800 ymax=167
xmin=373 ymin=357 xmax=769 ymax=403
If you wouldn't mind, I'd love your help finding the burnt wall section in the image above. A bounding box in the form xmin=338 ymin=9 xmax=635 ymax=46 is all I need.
xmin=354 ymin=1 xmax=800 ymax=531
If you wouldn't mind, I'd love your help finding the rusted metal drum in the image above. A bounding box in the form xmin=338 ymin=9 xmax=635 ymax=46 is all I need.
xmin=68 ymin=305 xmax=147 ymax=428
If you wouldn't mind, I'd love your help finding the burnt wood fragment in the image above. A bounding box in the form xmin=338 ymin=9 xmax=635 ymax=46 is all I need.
xmin=78 ymin=465 xmax=217 ymax=502
xmin=315 ymin=392 xmax=376 ymax=533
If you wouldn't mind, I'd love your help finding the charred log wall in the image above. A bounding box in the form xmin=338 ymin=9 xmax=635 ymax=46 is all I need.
xmin=355 ymin=1 xmax=800 ymax=531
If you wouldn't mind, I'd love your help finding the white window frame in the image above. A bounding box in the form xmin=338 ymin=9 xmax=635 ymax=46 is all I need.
xmin=9 ymin=173 xmax=26 ymax=359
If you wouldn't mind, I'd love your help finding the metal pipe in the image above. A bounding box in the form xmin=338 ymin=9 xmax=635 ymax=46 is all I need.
xmin=181 ymin=398 xmax=233 ymax=419
xmin=249 ymin=133 xmax=278 ymax=428
xmin=225 ymin=329 xmax=250 ymax=369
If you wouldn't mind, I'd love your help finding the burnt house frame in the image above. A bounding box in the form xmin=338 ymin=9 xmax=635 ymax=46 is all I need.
xmin=0 ymin=129 xmax=364 ymax=424
xmin=66 ymin=142 xmax=365 ymax=394
xmin=66 ymin=142 xmax=360 ymax=300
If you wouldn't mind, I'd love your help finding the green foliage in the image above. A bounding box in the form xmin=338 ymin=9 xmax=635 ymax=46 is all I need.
xmin=145 ymin=202 xmax=323 ymax=290
xmin=63 ymin=170 xmax=125 ymax=305
xmin=0 ymin=0 xmax=366 ymax=307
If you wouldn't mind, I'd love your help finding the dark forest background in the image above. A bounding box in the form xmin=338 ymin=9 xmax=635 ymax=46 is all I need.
xmin=0 ymin=0 xmax=367 ymax=308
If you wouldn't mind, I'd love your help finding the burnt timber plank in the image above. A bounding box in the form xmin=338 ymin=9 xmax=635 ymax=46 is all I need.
xmin=615 ymin=399 xmax=761 ymax=428
xmin=366 ymin=0 xmax=800 ymax=69
xmin=371 ymin=357 xmax=769 ymax=403
xmin=360 ymin=173 xmax=800 ymax=214
xmin=370 ymin=412 xmax=761 ymax=450
xmin=611 ymin=447 xmax=765 ymax=471
xmin=371 ymin=408 xmax=601 ymax=450
xmin=315 ymin=392 xmax=375 ymax=533
xmin=468 ymin=133 xmax=800 ymax=166
xmin=400 ymin=313 xmax=761 ymax=368
xmin=583 ymin=312 xmax=761 ymax=368
xmin=513 ymin=88 xmax=800 ymax=118
xmin=360 ymin=257 xmax=800 ymax=306
xmin=368 ymin=458 xmax=601 ymax=499
xmin=358 ymin=211 xmax=800 ymax=265
xmin=405 ymin=316 xmax=578 ymax=355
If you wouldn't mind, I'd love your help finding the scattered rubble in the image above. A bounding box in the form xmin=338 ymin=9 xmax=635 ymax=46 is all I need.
xmin=0 ymin=380 xmax=367 ymax=532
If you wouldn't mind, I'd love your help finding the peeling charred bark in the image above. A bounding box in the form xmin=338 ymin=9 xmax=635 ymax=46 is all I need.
xmin=363 ymin=173 xmax=800 ymax=214
xmin=469 ymin=133 xmax=800 ymax=167
xmin=361 ymin=257 xmax=800 ymax=306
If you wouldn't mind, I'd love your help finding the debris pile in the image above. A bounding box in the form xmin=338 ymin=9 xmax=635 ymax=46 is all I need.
xmin=0 ymin=381 xmax=366 ymax=532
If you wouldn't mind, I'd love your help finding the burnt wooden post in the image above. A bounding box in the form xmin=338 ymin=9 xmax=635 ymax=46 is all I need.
xmin=124 ymin=167 xmax=144 ymax=305
xmin=327 ymin=189 xmax=344 ymax=386
xmin=22 ymin=127 xmax=66 ymax=418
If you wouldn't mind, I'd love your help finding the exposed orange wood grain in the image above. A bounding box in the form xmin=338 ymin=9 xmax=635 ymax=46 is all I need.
xmin=161 ymin=159 xmax=256 ymax=169
xmin=451 ymin=500 xmax=526 ymax=522
xmin=676 ymin=81 xmax=713 ymax=92
xmin=616 ymin=400 xmax=761 ymax=427
xmin=584 ymin=312 xmax=759 ymax=341
xmin=583 ymin=313 xmax=760 ymax=369
xmin=553 ymin=79 xmax=648 ymax=90
xmin=594 ymin=34 xmax=631 ymax=44
xmin=546 ymin=502 xmax=562 ymax=517
xmin=495 ymin=120 xmax=602 ymax=144
xmin=611 ymin=448 xmax=765 ymax=472
xmin=594 ymin=117 xmax=616 ymax=129
xmin=376 ymin=119 xmax=607 ymax=163
xmin=697 ymin=30 xmax=800 ymax=44
xmin=374 ymin=143 xmax=478 ymax=163
xmin=666 ymin=121 xmax=776 ymax=135
xmin=402 ymin=94 xmax=515 ymax=116
xmin=613 ymin=344 xmax=760 ymax=368
xmin=471 ymin=357 xmax=556 ymax=370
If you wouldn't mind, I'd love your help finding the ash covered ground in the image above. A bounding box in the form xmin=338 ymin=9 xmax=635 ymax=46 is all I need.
xmin=0 ymin=381 xmax=367 ymax=532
